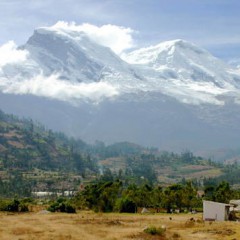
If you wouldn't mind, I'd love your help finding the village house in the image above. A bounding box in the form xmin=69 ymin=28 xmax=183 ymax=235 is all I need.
xmin=203 ymin=200 xmax=232 ymax=221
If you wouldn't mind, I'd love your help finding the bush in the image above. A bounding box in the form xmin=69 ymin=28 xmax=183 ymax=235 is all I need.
xmin=65 ymin=203 xmax=76 ymax=213
xmin=19 ymin=203 xmax=29 ymax=212
xmin=0 ymin=199 xmax=9 ymax=211
xmin=0 ymin=198 xmax=29 ymax=212
xmin=144 ymin=226 xmax=166 ymax=236
xmin=116 ymin=197 xmax=136 ymax=213
xmin=6 ymin=199 xmax=20 ymax=212
xmin=47 ymin=202 xmax=58 ymax=212
xmin=47 ymin=198 xmax=76 ymax=213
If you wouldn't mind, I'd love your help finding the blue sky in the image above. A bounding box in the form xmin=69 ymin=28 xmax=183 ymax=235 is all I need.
xmin=0 ymin=0 xmax=240 ymax=60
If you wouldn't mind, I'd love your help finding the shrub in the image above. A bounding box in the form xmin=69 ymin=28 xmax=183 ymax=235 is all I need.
xmin=115 ymin=197 xmax=136 ymax=213
xmin=6 ymin=199 xmax=20 ymax=212
xmin=0 ymin=199 xmax=9 ymax=211
xmin=144 ymin=225 xmax=166 ymax=236
xmin=47 ymin=198 xmax=76 ymax=213
xmin=65 ymin=203 xmax=76 ymax=213
xmin=47 ymin=202 xmax=59 ymax=212
xmin=0 ymin=198 xmax=28 ymax=212
xmin=19 ymin=203 xmax=29 ymax=212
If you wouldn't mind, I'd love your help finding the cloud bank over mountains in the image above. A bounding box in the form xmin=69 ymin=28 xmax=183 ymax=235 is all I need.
xmin=49 ymin=21 xmax=135 ymax=55
xmin=0 ymin=21 xmax=135 ymax=63
xmin=0 ymin=74 xmax=119 ymax=104
xmin=0 ymin=41 xmax=28 ymax=67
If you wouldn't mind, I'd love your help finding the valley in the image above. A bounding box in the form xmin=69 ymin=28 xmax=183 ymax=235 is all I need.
xmin=1 ymin=3 xmax=240 ymax=240
xmin=0 ymin=108 xmax=238 ymax=198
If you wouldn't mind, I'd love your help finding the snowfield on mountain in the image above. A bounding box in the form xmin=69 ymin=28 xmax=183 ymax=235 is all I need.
xmin=1 ymin=23 xmax=240 ymax=105
xmin=0 ymin=22 xmax=240 ymax=155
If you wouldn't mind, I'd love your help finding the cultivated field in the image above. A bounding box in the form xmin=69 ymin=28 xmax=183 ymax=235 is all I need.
xmin=0 ymin=211 xmax=239 ymax=240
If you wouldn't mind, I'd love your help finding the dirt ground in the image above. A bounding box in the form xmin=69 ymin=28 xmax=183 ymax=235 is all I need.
xmin=0 ymin=211 xmax=239 ymax=240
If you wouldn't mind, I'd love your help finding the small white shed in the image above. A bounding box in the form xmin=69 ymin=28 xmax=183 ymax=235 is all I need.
xmin=203 ymin=200 xmax=232 ymax=221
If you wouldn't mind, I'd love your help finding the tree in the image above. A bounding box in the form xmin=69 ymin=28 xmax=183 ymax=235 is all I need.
xmin=162 ymin=184 xmax=184 ymax=212
xmin=76 ymin=180 xmax=122 ymax=212
xmin=181 ymin=181 xmax=197 ymax=211
xmin=213 ymin=181 xmax=232 ymax=203
xmin=115 ymin=197 xmax=137 ymax=213
xmin=151 ymin=186 xmax=163 ymax=210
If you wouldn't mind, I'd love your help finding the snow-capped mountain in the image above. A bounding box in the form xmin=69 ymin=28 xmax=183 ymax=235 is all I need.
xmin=22 ymin=26 xmax=141 ymax=84
xmin=0 ymin=24 xmax=145 ymax=103
xmin=124 ymin=39 xmax=237 ymax=87
xmin=1 ymin=26 xmax=240 ymax=105
xmin=123 ymin=39 xmax=240 ymax=105
xmin=0 ymin=24 xmax=240 ymax=155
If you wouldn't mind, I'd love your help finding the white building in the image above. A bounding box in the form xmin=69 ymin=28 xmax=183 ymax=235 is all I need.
xmin=203 ymin=200 xmax=232 ymax=221
xmin=229 ymin=199 xmax=240 ymax=212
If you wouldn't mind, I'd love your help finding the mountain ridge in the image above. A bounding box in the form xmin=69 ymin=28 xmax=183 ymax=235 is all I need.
xmin=23 ymin=27 xmax=139 ymax=84
xmin=1 ymin=25 xmax=240 ymax=105
xmin=123 ymin=38 xmax=240 ymax=105
xmin=0 ymin=23 xmax=240 ymax=154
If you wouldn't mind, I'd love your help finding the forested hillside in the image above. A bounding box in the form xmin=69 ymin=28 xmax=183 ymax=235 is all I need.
xmin=0 ymin=109 xmax=240 ymax=198
xmin=0 ymin=109 xmax=98 ymax=171
xmin=0 ymin=109 xmax=98 ymax=197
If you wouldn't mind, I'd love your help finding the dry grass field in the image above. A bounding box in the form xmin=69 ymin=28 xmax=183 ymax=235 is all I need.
xmin=0 ymin=211 xmax=240 ymax=240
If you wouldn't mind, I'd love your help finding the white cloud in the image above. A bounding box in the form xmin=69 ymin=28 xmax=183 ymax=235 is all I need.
xmin=0 ymin=74 xmax=119 ymax=104
xmin=50 ymin=21 xmax=135 ymax=54
xmin=0 ymin=41 xmax=28 ymax=67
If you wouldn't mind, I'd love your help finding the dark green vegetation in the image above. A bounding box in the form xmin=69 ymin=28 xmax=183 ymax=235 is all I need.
xmin=1 ymin=179 xmax=239 ymax=214
xmin=48 ymin=197 xmax=76 ymax=213
xmin=0 ymin=198 xmax=30 ymax=212
xmin=143 ymin=225 xmax=166 ymax=236
xmin=0 ymin=109 xmax=98 ymax=197
xmin=72 ymin=178 xmax=240 ymax=213
xmin=1 ymin=108 xmax=240 ymax=210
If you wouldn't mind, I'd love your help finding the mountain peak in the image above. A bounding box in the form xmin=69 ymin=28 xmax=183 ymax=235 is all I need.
xmin=32 ymin=25 xmax=89 ymax=43
xmin=123 ymin=39 xmax=208 ymax=65
xmin=163 ymin=38 xmax=199 ymax=47
xmin=1 ymin=26 xmax=240 ymax=106
xmin=156 ymin=39 xmax=192 ymax=48
xmin=124 ymin=38 xmax=238 ymax=86
xmin=121 ymin=38 xmax=240 ymax=105
xmin=22 ymin=25 xmax=138 ymax=84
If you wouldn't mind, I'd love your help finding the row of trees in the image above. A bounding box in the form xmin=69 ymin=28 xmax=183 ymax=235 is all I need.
xmin=0 ymin=179 xmax=238 ymax=214
xmin=72 ymin=179 xmax=240 ymax=213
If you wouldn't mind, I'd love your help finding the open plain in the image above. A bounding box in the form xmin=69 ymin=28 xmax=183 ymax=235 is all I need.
xmin=0 ymin=211 xmax=239 ymax=240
